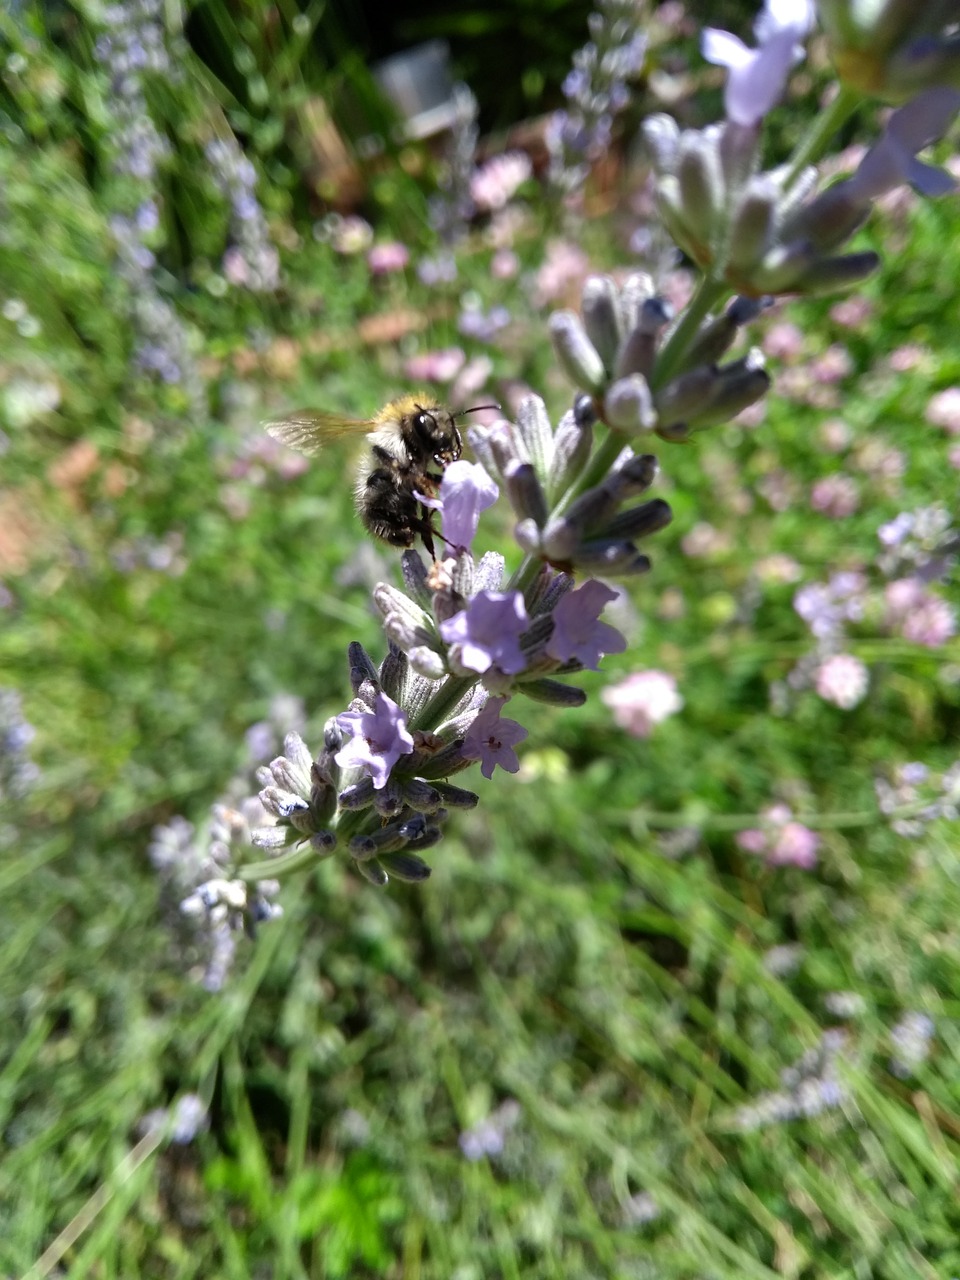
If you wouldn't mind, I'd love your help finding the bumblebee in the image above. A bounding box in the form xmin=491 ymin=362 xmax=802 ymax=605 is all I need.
xmin=266 ymin=395 xmax=495 ymax=557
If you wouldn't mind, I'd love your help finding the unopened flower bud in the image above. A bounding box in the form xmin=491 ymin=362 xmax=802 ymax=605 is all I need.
xmin=677 ymin=128 xmax=725 ymax=257
xmin=514 ymin=517 xmax=544 ymax=555
xmin=642 ymin=112 xmax=680 ymax=174
xmin=338 ymin=778 xmax=376 ymax=810
xmin=604 ymin=374 xmax=656 ymax=432
xmin=575 ymin=540 xmax=652 ymax=575
xmin=310 ymin=830 xmax=337 ymax=854
xmin=402 ymin=778 xmax=443 ymax=811
xmin=540 ymin=516 xmax=579 ymax=563
xmin=654 ymin=364 xmax=718 ymax=427
xmin=379 ymin=646 xmax=408 ymax=704
xmin=617 ymin=273 xmax=657 ymax=336
xmin=431 ymin=780 xmax=480 ymax=808
xmin=400 ymin=549 xmax=433 ymax=610
xmin=549 ymin=409 xmax=594 ymax=498
xmin=504 ymin=460 xmax=549 ymax=528
xmin=515 ymin=395 xmax=555 ymax=480
xmin=613 ymin=451 xmax=660 ymax=494
xmin=407 ymin=644 xmax=447 ymax=680
xmin=549 ymin=310 xmax=607 ymax=394
xmin=516 ymin=678 xmax=588 ymax=706
xmin=599 ymin=497 xmax=673 ymax=541
xmin=251 ymin=825 xmax=298 ymax=850
xmin=348 ymin=641 xmax=380 ymax=695
xmin=683 ymin=297 xmax=765 ymax=369
xmin=374 ymin=778 xmax=404 ymax=817
xmin=687 ymin=349 xmax=770 ymax=428
xmin=728 ymin=176 xmax=779 ymax=274
xmin=355 ymin=858 xmax=389 ymax=886
xmin=379 ymin=851 xmax=432 ymax=882
xmin=581 ymin=275 xmax=623 ymax=374
xmin=615 ymin=296 xmax=673 ymax=380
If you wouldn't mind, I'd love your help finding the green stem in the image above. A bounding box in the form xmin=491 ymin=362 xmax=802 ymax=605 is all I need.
xmin=650 ymin=274 xmax=728 ymax=391
xmin=783 ymin=83 xmax=862 ymax=188
xmin=239 ymin=840 xmax=327 ymax=883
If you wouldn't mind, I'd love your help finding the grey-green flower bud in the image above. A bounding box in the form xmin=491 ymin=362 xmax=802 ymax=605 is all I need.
xmin=575 ymin=539 xmax=652 ymax=575
xmin=251 ymin=824 xmax=298 ymax=850
xmin=516 ymin=678 xmax=588 ymax=706
xmin=431 ymin=780 xmax=480 ymax=809
xmin=514 ymin=517 xmax=544 ymax=556
xmin=677 ymin=128 xmax=725 ymax=257
xmin=604 ymin=374 xmax=656 ymax=433
xmin=504 ymin=461 xmax=549 ymax=528
xmin=548 ymin=409 xmax=594 ymax=499
xmin=654 ymin=364 xmax=719 ymax=427
xmin=379 ymin=851 xmax=432 ymax=883
xmin=615 ymin=297 xmax=673 ymax=380
xmin=687 ymin=349 xmax=770 ymax=428
xmin=642 ymin=112 xmax=680 ymax=174
xmin=549 ymin=310 xmax=607 ymax=394
xmin=379 ymin=646 xmax=408 ymax=704
xmin=407 ymin=645 xmax=448 ymax=681
xmin=348 ymin=641 xmax=380 ymax=695
xmin=515 ymin=395 xmax=555 ymax=482
xmin=581 ymin=275 xmax=624 ymax=375
xmin=599 ymin=497 xmax=673 ymax=542
xmin=355 ymin=858 xmax=389 ymax=886
xmin=728 ymin=176 xmax=780 ymax=274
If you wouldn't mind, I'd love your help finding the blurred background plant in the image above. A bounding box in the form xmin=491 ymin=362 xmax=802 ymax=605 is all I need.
xmin=3 ymin=0 xmax=960 ymax=1275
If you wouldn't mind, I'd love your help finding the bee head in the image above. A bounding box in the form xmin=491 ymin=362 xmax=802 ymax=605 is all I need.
xmin=411 ymin=404 xmax=462 ymax=465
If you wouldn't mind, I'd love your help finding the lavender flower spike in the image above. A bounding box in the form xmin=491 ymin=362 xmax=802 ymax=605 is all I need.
xmin=702 ymin=0 xmax=815 ymax=127
xmin=462 ymin=697 xmax=529 ymax=779
xmin=335 ymin=692 xmax=415 ymax=790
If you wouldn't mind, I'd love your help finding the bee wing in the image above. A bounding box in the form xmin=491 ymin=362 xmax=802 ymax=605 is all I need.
xmin=264 ymin=409 xmax=372 ymax=457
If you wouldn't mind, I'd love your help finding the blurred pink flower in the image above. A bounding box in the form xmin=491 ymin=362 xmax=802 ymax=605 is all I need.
xmin=829 ymin=296 xmax=873 ymax=329
xmin=814 ymin=654 xmax=868 ymax=709
xmin=532 ymin=239 xmax=590 ymax=306
xmin=900 ymin=595 xmax=957 ymax=647
xmin=491 ymin=248 xmax=519 ymax=279
xmin=769 ymin=821 xmax=820 ymax=869
xmin=809 ymin=344 xmax=853 ymax=384
xmin=470 ymin=151 xmax=532 ymax=212
xmin=403 ymin=347 xmax=466 ymax=383
xmin=888 ymin=343 xmax=928 ymax=372
xmin=818 ymin=418 xmax=853 ymax=453
xmin=681 ymin=522 xmax=731 ymax=558
xmin=367 ymin=241 xmax=410 ymax=275
xmin=763 ymin=320 xmax=805 ymax=362
xmin=602 ymin=670 xmax=683 ymax=738
xmin=810 ymin=474 xmax=859 ymax=518
xmin=925 ymin=387 xmax=960 ymax=433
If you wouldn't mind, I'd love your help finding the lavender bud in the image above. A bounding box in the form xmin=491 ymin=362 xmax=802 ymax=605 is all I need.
xmin=617 ymin=272 xmax=657 ymax=336
xmin=581 ymin=276 xmax=624 ymax=374
xmin=794 ymin=251 xmax=881 ymax=295
xmin=604 ymin=374 xmax=656 ymax=433
xmin=310 ymin=830 xmax=337 ymax=853
xmin=379 ymin=851 xmax=432 ymax=882
xmin=373 ymin=584 xmax=433 ymax=634
xmin=615 ymin=297 xmax=673 ymax=380
xmin=473 ymin=551 xmax=506 ymax=593
xmin=431 ymin=780 xmax=480 ymax=808
xmin=687 ymin=350 xmax=769 ymax=428
xmin=784 ymin=178 xmax=868 ymax=253
xmin=549 ymin=311 xmax=607 ymax=394
xmin=412 ymin=739 xmax=472 ymax=779
xmin=613 ymin=451 xmax=659 ymax=494
xmin=505 ymin=461 xmax=549 ymax=528
xmin=654 ymin=364 xmax=719 ymax=427
xmin=402 ymin=778 xmax=443 ymax=811
xmin=576 ymin=540 xmax=652 ymax=575
xmin=355 ymin=858 xmax=389 ymax=886
xmin=683 ymin=297 xmax=764 ymax=369
xmin=549 ymin=409 xmax=594 ymax=499
xmin=374 ymin=778 xmax=405 ymax=817
xmin=728 ymin=177 xmax=779 ymax=274
xmin=407 ymin=645 xmax=448 ymax=681
xmin=348 ymin=641 xmax=380 ymax=694
xmin=323 ymin=717 xmax=343 ymax=752
xmin=642 ymin=112 xmax=680 ymax=174
xmin=514 ymin=518 xmax=544 ymax=555
xmin=339 ymin=778 xmax=376 ymax=810
xmin=515 ymin=394 xmax=555 ymax=481
xmin=540 ymin=517 xmax=579 ymax=563
xmin=599 ymin=497 xmax=673 ymax=541
xmin=677 ymin=129 xmax=724 ymax=252
xmin=251 ymin=825 xmax=298 ymax=850
xmin=573 ymin=393 xmax=596 ymax=427
xmin=400 ymin=550 xmax=434 ymax=610
xmin=259 ymin=786 xmax=309 ymax=819
xmin=517 ymin=678 xmax=587 ymax=706
xmin=379 ymin=646 xmax=408 ymax=704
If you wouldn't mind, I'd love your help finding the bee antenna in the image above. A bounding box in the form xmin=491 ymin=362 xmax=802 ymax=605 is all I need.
xmin=456 ymin=403 xmax=501 ymax=418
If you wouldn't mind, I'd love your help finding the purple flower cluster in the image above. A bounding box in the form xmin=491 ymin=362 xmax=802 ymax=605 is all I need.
xmin=95 ymin=0 xmax=199 ymax=395
xmin=732 ymin=1030 xmax=849 ymax=1131
xmin=547 ymin=0 xmax=648 ymax=195
xmin=0 ymin=687 xmax=39 ymax=817
xmin=205 ymin=138 xmax=280 ymax=292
